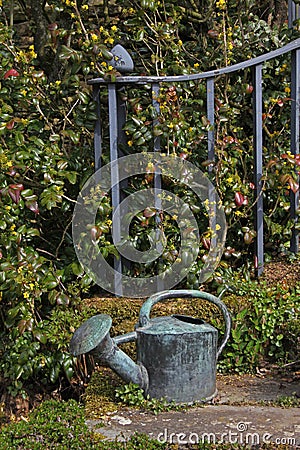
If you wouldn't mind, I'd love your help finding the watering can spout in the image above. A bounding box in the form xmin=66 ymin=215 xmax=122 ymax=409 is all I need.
xmin=69 ymin=314 xmax=149 ymax=391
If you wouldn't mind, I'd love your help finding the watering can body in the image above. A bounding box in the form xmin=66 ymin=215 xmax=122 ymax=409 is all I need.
xmin=70 ymin=289 xmax=231 ymax=404
xmin=136 ymin=315 xmax=218 ymax=403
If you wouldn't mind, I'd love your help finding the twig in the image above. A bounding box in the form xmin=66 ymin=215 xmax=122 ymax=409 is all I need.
xmin=282 ymin=360 xmax=300 ymax=367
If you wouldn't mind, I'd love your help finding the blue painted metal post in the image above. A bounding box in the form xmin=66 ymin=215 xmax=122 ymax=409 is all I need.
xmin=288 ymin=0 xmax=296 ymax=28
xmin=152 ymin=83 xmax=164 ymax=291
xmin=206 ymin=77 xmax=217 ymax=250
xmin=116 ymin=87 xmax=127 ymax=155
xmin=207 ymin=78 xmax=215 ymax=166
xmin=117 ymin=86 xmax=131 ymax=273
xmin=92 ymin=84 xmax=102 ymax=172
xmin=288 ymin=0 xmax=300 ymax=28
xmin=108 ymin=83 xmax=123 ymax=296
xmin=290 ymin=48 xmax=300 ymax=253
xmin=252 ymin=64 xmax=264 ymax=276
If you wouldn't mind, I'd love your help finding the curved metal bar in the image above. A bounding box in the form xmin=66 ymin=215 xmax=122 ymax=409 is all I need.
xmin=138 ymin=289 xmax=231 ymax=359
xmin=88 ymin=38 xmax=300 ymax=85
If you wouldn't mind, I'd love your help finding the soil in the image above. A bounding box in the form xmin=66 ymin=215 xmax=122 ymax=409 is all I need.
xmin=260 ymin=257 xmax=300 ymax=286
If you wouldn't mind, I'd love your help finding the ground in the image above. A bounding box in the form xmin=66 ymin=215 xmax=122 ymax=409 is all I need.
xmin=87 ymin=372 xmax=300 ymax=446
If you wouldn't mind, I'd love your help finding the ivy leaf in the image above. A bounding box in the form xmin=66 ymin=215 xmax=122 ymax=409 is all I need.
xmin=8 ymin=184 xmax=24 ymax=204
xmin=26 ymin=200 xmax=40 ymax=214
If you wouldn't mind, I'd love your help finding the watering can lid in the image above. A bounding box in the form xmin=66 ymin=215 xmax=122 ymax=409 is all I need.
xmin=70 ymin=314 xmax=112 ymax=356
xmin=137 ymin=315 xmax=216 ymax=335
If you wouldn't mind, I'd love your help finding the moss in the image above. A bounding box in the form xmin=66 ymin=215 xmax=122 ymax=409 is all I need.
xmin=83 ymin=367 xmax=125 ymax=420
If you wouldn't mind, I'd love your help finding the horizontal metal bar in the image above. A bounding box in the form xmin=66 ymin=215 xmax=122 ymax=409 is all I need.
xmin=88 ymin=38 xmax=300 ymax=85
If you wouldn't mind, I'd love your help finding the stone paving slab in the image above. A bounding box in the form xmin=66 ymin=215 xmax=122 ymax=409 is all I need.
xmin=86 ymin=375 xmax=300 ymax=447
xmin=88 ymin=405 xmax=300 ymax=447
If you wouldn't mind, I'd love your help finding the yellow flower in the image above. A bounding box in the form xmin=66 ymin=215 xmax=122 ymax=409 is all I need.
xmin=10 ymin=224 xmax=16 ymax=231
xmin=23 ymin=292 xmax=30 ymax=299
xmin=215 ymin=224 xmax=221 ymax=231
xmin=194 ymin=63 xmax=200 ymax=68
xmin=285 ymin=86 xmax=291 ymax=94
xmin=128 ymin=140 xmax=133 ymax=147
xmin=81 ymin=4 xmax=88 ymax=10
xmin=91 ymin=33 xmax=98 ymax=41
xmin=105 ymin=37 xmax=114 ymax=45
xmin=101 ymin=61 xmax=107 ymax=67
xmin=178 ymin=40 xmax=183 ymax=46
xmin=216 ymin=0 xmax=226 ymax=9
xmin=108 ymin=65 xmax=113 ymax=70
xmin=111 ymin=25 xmax=118 ymax=32
xmin=226 ymin=177 xmax=234 ymax=184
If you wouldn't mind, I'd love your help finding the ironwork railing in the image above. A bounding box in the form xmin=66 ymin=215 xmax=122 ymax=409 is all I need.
xmin=88 ymin=38 xmax=300 ymax=293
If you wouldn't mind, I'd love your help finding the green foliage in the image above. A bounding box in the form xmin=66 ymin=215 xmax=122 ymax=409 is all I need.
xmin=0 ymin=399 xmax=97 ymax=449
xmin=115 ymin=382 xmax=146 ymax=406
xmin=0 ymin=20 xmax=99 ymax=395
xmin=218 ymin=279 xmax=300 ymax=373
xmin=270 ymin=395 xmax=300 ymax=408
xmin=0 ymin=398 xmax=171 ymax=449
xmin=115 ymin=382 xmax=184 ymax=415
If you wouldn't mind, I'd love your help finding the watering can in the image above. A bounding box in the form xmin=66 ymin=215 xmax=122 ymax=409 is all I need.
xmin=70 ymin=289 xmax=231 ymax=403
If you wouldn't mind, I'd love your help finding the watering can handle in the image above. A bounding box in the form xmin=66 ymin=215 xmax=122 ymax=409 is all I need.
xmin=138 ymin=289 xmax=231 ymax=359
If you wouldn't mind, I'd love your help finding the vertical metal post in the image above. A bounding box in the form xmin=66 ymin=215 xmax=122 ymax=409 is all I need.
xmin=206 ymin=77 xmax=217 ymax=252
xmin=116 ymin=87 xmax=127 ymax=156
xmin=92 ymin=84 xmax=102 ymax=172
xmin=290 ymin=48 xmax=300 ymax=253
xmin=252 ymin=64 xmax=264 ymax=276
xmin=116 ymin=86 xmax=131 ymax=273
xmin=207 ymin=78 xmax=215 ymax=166
xmin=288 ymin=0 xmax=296 ymax=28
xmin=108 ymin=83 xmax=123 ymax=296
xmin=152 ymin=83 xmax=164 ymax=291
